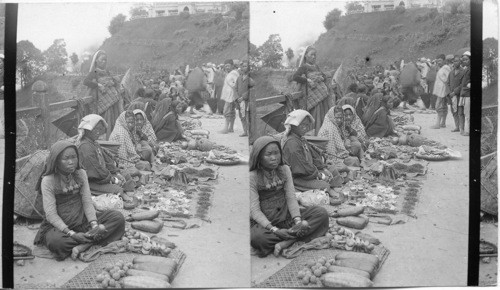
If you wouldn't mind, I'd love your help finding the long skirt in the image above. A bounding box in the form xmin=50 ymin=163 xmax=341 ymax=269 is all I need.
xmin=251 ymin=206 xmax=329 ymax=257
xmin=309 ymin=98 xmax=331 ymax=135
xmin=102 ymin=101 xmax=123 ymax=139
xmin=39 ymin=210 xmax=125 ymax=261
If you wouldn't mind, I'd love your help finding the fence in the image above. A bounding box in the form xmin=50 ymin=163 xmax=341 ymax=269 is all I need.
xmin=16 ymin=80 xmax=93 ymax=166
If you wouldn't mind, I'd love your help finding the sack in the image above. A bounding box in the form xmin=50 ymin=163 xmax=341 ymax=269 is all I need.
xmin=185 ymin=67 xmax=206 ymax=92
xmin=400 ymin=63 xmax=420 ymax=87
xmin=92 ymin=194 xmax=124 ymax=211
xmin=336 ymin=216 xmax=369 ymax=229
xmin=14 ymin=150 xmax=49 ymax=220
xmin=295 ymin=189 xmax=329 ymax=207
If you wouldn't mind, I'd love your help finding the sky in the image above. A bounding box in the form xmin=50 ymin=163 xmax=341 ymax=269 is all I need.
xmin=483 ymin=0 xmax=499 ymax=40
xmin=250 ymin=1 xmax=345 ymax=55
xmin=17 ymin=3 xmax=132 ymax=56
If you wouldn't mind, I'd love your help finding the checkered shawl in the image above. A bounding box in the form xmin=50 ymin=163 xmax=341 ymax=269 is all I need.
xmin=109 ymin=111 xmax=140 ymax=167
xmin=132 ymin=109 xmax=157 ymax=144
xmin=303 ymin=71 xmax=330 ymax=110
xmin=96 ymin=72 xmax=121 ymax=114
xmin=317 ymin=107 xmax=349 ymax=162
xmin=342 ymin=105 xmax=368 ymax=144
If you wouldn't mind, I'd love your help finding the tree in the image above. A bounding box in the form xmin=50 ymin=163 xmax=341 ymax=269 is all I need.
xmin=230 ymin=2 xmax=248 ymax=21
xmin=483 ymin=38 xmax=498 ymax=86
xmin=285 ymin=47 xmax=294 ymax=67
xmin=109 ymin=13 xmax=126 ymax=36
xmin=323 ymin=8 xmax=342 ymax=31
xmin=16 ymin=40 xmax=46 ymax=88
xmin=130 ymin=6 xmax=148 ymax=18
xmin=258 ymin=34 xmax=284 ymax=69
xmin=43 ymin=39 xmax=68 ymax=74
xmin=345 ymin=1 xmax=364 ymax=14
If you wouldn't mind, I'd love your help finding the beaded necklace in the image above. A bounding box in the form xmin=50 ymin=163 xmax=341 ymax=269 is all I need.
xmin=261 ymin=168 xmax=284 ymax=190
xmin=58 ymin=172 xmax=81 ymax=194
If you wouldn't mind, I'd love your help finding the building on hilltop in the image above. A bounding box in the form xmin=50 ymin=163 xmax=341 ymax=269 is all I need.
xmin=361 ymin=0 xmax=442 ymax=13
xmin=146 ymin=2 xmax=229 ymax=17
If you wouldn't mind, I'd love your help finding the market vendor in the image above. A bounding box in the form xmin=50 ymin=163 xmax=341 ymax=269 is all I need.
xmin=250 ymin=136 xmax=329 ymax=257
xmin=34 ymin=140 xmax=125 ymax=261
xmin=76 ymin=114 xmax=133 ymax=200
xmin=342 ymin=104 xmax=367 ymax=162
xmin=282 ymin=110 xmax=343 ymax=191
xmin=109 ymin=110 xmax=148 ymax=168
xmin=151 ymin=99 xmax=186 ymax=142
xmin=362 ymin=93 xmax=397 ymax=138
xmin=133 ymin=109 xmax=158 ymax=165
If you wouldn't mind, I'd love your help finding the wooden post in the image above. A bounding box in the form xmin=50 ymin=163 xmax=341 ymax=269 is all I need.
xmin=32 ymin=80 xmax=51 ymax=149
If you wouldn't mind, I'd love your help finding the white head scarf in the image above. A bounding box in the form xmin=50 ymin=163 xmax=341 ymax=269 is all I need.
xmin=89 ymin=50 xmax=105 ymax=73
xmin=76 ymin=114 xmax=107 ymax=144
xmin=283 ymin=109 xmax=314 ymax=136
xmin=298 ymin=46 xmax=315 ymax=68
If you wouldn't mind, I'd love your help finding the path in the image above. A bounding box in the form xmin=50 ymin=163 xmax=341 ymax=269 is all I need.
xmin=14 ymin=112 xmax=252 ymax=288
xmin=251 ymin=108 xmax=470 ymax=287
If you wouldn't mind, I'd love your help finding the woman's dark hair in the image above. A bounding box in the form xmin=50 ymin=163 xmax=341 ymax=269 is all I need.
xmin=357 ymin=85 xmax=367 ymax=93
xmin=333 ymin=106 xmax=344 ymax=115
xmin=348 ymin=83 xmax=358 ymax=93
xmin=135 ymin=87 xmax=145 ymax=98
xmin=125 ymin=110 xmax=135 ymax=119
xmin=145 ymin=89 xmax=155 ymax=99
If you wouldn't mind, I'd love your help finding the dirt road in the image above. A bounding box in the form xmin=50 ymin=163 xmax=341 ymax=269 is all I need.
xmin=251 ymin=108 xmax=471 ymax=287
xmin=14 ymin=112 xmax=252 ymax=288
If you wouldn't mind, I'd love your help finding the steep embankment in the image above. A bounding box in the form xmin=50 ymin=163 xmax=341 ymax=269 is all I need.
xmin=314 ymin=8 xmax=470 ymax=68
xmin=101 ymin=13 xmax=249 ymax=71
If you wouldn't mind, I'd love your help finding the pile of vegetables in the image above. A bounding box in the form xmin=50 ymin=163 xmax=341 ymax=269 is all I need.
xmin=95 ymin=256 xmax=178 ymax=288
xmin=120 ymin=227 xmax=175 ymax=257
xmin=296 ymin=253 xmax=376 ymax=287
xmin=126 ymin=211 xmax=164 ymax=234
xmin=326 ymin=226 xmax=375 ymax=252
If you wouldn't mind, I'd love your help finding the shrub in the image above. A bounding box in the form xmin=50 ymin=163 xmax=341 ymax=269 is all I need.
xmin=71 ymin=78 xmax=80 ymax=89
xmin=174 ymin=29 xmax=188 ymax=36
xmin=179 ymin=11 xmax=190 ymax=19
xmin=428 ymin=8 xmax=439 ymax=19
xmin=389 ymin=24 xmax=403 ymax=31
xmin=395 ymin=5 xmax=405 ymax=14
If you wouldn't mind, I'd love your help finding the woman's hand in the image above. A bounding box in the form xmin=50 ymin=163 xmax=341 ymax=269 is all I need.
xmin=273 ymin=228 xmax=295 ymax=240
xmin=98 ymin=83 xmax=104 ymax=90
xmin=71 ymin=232 xmax=92 ymax=244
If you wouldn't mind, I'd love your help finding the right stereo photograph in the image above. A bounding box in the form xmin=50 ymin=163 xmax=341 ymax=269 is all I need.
xmin=249 ymin=0 xmax=480 ymax=287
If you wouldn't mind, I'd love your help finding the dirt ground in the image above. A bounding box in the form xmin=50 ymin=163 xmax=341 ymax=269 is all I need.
xmin=13 ymin=111 xmax=252 ymax=288
xmin=251 ymin=107 xmax=475 ymax=287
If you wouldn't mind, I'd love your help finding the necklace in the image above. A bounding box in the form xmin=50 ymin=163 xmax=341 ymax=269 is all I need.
xmin=60 ymin=173 xmax=80 ymax=194
xmin=262 ymin=169 xmax=283 ymax=190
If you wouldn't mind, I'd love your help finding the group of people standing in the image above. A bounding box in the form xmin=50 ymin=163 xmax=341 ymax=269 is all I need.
xmin=430 ymin=52 xmax=471 ymax=136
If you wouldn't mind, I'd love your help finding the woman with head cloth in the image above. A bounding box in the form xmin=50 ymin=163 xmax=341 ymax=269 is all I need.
xmin=341 ymin=104 xmax=367 ymax=162
xmin=133 ymin=109 xmax=158 ymax=165
xmin=363 ymin=94 xmax=397 ymax=138
xmin=281 ymin=110 xmax=343 ymax=191
xmin=76 ymin=114 xmax=134 ymax=200
xmin=151 ymin=99 xmax=186 ymax=142
xmin=109 ymin=111 xmax=143 ymax=168
xmin=83 ymin=50 xmax=123 ymax=138
xmin=33 ymin=140 xmax=125 ymax=261
xmin=292 ymin=46 xmax=334 ymax=134
xmin=250 ymin=136 xmax=329 ymax=257
xmin=317 ymin=106 xmax=350 ymax=164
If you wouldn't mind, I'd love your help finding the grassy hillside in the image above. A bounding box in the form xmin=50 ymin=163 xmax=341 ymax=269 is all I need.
xmin=101 ymin=13 xmax=249 ymax=72
xmin=314 ymin=8 xmax=470 ymax=69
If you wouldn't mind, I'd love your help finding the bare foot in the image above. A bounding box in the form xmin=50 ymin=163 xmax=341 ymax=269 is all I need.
xmin=273 ymin=239 xmax=296 ymax=257
xmin=71 ymin=243 xmax=92 ymax=260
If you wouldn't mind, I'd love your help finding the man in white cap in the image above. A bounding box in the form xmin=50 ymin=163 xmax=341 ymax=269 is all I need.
xmin=431 ymin=54 xmax=453 ymax=129
xmin=459 ymin=51 xmax=471 ymax=136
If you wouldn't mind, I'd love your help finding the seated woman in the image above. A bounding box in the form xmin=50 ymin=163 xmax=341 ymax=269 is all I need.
xmin=281 ymin=110 xmax=343 ymax=191
xmin=341 ymin=105 xmax=367 ymax=163
xmin=250 ymin=136 xmax=329 ymax=257
xmin=76 ymin=114 xmax=133 ymax=199
xmin=362 ymin=93 xmax=397 ymax=138
xmin=34 ymin=140 xmax=125 ymax=261
xmin=151 ymin=99 xmax=186 ymax=142
xmin=133 ymin=109 xmax=158 ymax=165
xmin=109 ymin=110 xmax=144 ymax=168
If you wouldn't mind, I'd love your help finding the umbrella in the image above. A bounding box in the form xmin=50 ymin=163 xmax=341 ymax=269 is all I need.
xmin=52 ymin=109 xmax=79 ymax=137
xmin=260 ymin=105 xmax=287 ymax=133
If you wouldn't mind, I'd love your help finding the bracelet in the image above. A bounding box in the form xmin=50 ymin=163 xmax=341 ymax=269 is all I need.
xmin=294 ymin=217 xmax=302 ymax=224
xmin=270 ymin=226 xmax=278 ymax=233
xmin=67 ymin=230 xmax=75 ymax=237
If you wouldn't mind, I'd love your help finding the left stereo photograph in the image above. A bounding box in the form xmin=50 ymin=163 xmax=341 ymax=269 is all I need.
xmin=12 ymin=2 xmax=251 ymax=288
